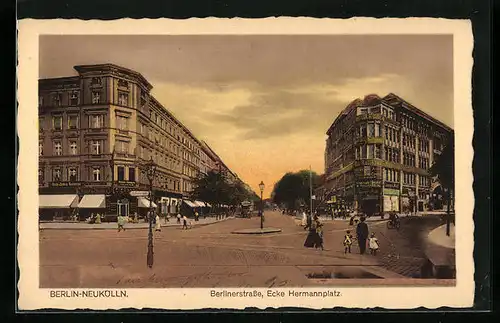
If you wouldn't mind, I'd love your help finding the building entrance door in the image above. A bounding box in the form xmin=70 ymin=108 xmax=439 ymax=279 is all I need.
xmin=360 ymin=199 xmax=377 ymax=217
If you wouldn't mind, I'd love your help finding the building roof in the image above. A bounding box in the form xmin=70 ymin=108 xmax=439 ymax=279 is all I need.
xmin=73 ymin=63 xmax=154 ymax=91
xmin=326 ymin=93 xmax=453 ymax=135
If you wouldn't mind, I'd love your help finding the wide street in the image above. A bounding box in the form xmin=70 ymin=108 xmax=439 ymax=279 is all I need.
xmin=39 ymin=211 xmax=452 ymax=288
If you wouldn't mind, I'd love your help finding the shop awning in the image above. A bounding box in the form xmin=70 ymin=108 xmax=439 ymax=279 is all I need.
xmin=78 ymin=195 xmax=106 ymax=208
xmin=138 ymin=197 xmax=157 ymax=208
xmin=205 ymin=202 xmax=212 ymax=207
xmin=39 ymin=194 xmax=79 ymax=209
xmin=194 ymin=200 xmax=206 ymax=207
xmin=183 ymin=200 xmax=197 ymax=208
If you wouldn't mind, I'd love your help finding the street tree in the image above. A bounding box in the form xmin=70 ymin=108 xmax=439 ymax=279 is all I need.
xmin=429 ymin=135 xmax=455 ymax=236
xmin=272 ymin=170 xmax=320 ymax=211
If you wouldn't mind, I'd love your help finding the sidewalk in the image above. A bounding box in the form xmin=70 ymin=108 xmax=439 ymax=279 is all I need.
xmin=423 ymin=224 xmax=456 ymax=278
xmin=39 ymin=216 xmax=234 ymax=230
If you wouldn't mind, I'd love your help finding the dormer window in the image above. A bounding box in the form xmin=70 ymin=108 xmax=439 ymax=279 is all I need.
xmin=69 ymin=92 xmax=79 ymax=106
xmin=118 ymin=79 xmax=129 ymax=88
xmin=91 ymin=77 xmax=102 ymax=86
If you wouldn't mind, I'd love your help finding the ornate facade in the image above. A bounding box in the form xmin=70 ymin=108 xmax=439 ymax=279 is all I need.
xmin=38 ymin=63 xmax=240 ymax=220
xmin=323 ymin=93 xmax=453 ymax=215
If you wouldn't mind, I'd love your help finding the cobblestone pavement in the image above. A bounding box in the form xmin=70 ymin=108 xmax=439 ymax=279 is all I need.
xmin=374 ymin=216 xmax=444 ymax=277
xmin=39 ymin=211 xmax=450 ymax=288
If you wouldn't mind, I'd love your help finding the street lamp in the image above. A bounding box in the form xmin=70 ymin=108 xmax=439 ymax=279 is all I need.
xmin=145 ymin=157 xmax=157 ymax=268
xmin=259 ymin=181 xmax=265 ymax=230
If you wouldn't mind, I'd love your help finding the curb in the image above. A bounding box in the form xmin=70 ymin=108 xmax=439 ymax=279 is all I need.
xmin=39 ymin=217 xmax=235 ymax=230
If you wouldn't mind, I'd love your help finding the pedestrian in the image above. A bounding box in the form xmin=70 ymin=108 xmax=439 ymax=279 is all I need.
xmin=301 ymin=210 xmax=307 ymax=227
xmin=155 ymin=213 xmax=161 ymax=232
xmin=165 ymin=213 xmax=170 ymax=223
xmin=368 ymin=232 xmax=379 ymax=255
xmin=182 ymin=215 xmax=188 ymax=230
xmin=195 ymin=211 xmax=199 ymax=222
xmin=316 ymin=220 xmax=324 ymax=250
xmin=117 ymin=215 xmax=126 ymax=232
xmin=177 ymin=213 xmax=181 ymax=224
xmin=343 ymin=230 xmax=354 ymax=254
xmin=356 ymin=216 xmax=369 ymax=254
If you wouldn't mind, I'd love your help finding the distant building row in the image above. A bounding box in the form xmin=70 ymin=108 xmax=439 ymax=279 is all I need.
xmin=38 ymin=63 xmax=244 ymax=220
xmin=316 ymin=93 xmax=454 ymax=215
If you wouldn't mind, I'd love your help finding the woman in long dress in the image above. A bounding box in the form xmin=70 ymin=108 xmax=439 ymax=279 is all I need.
xmin=304 ymin=216 xmax=321 ymax=248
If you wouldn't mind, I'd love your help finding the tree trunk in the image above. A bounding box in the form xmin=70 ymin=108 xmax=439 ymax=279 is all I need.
xmin=446 ymin=189 xmax=451 ymax=236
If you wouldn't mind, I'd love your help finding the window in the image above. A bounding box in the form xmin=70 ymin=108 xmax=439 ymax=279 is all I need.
xmin=69 ymin=92 xmax=79 ymax=106
xmin=360 ymin=125 xmax=367 ymax=137
xmin=367 ymin=144 xmax=374 ymax=158
xmin=70 ymin=141 xmax=77 ymax=155
xmin=367 ymin=123 xmax=375 ymax=137
xmin=53 ymin=116 xmax=62 ymax=130
xmin=68 ymin=168 xmax=77 ymax=182
xmin=92 ymin=91 xmax=101 ymax=104
xmin=140 ymin=146 xmax=144 ymax=159
xmin=375 ymin=123 xmax=380 ymax=137
xmin=39 ymin=142 xmax=43 ymax=156
xmin=68 ymin=115 xmax=78 ymax=129
xmin=118 ymin=92 xmax=129 ymax=106
xmin=90 ymin=115 xmax=104 ymax=128
xmin=52 ymin=94 xmax=61 ymax=106
xmin=129 ymin=167 xmax=135 ymax=182
xmin=54 ymin=141 xmax=62 ymax=156
xmin=38 ymin=169 xmax=44 ymax=183
xmin=117 ymin=166 xmax=125 ymax=181
xmin=91 ymin=140 xmax=101 ymax=154
xmin=52 ymin=168 xmax=61 ymax=181
xmin=92 ymin=168 xmax=101 ymax=181
xmin=361 ymin=145 xmax=367 ymax=159
xmin=116 ymin=115 xmax=129 ymax=130
xmin=117 ymin=199 xmax=129 ymax=216
xmin=375 ymin=144 xmax=381 ymax=159
xmin=116 ymin=140 xmax=129 ymax=154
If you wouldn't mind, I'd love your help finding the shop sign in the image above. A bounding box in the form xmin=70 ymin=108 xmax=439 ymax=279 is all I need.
xmin=117 ymin=181 xmax=137 ymax=187
xmin=383 ymin=188 xmax=400 ymax=196
xmin=130 ymin=190 xmax=149 ymax=197
xmin=49 ymin=181 xmax=81 ymax=187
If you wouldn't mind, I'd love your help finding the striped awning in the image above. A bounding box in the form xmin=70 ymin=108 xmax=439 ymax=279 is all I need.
xmin=78 ymin=195 xmax=106 ymax=208
xmin=194 ymin=200 xmax=206 ymax=207
xmin=183 ymin=200 xmax=197 ymax=208
xmin=39 ymin=194 xmax=79 ymax=209
xmin=138 ymin=197 xmax=157 ymax=208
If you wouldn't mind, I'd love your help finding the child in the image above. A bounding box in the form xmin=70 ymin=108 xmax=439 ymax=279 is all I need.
xmin=316 ymin=222 xmax=324 ymax=250
xmin=343 ymin=230 xmax=353 ymax=254
xmin=368 ymin=232 xmax=379 ymax=255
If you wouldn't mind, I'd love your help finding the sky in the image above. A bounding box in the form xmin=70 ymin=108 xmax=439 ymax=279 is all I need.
xmin=39 ymin=35 xmax=454 ymax=198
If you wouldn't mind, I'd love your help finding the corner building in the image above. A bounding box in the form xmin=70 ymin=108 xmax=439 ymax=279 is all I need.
xmin=324 ymin=93 xmax=453 ymax=215
xmin=38 ymin=64 xmax=237 ymax=220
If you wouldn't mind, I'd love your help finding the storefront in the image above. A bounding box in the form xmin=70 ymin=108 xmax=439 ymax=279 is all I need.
xmin=77 ymin=194 xmax=106 ymax=221
xmin=39 ymin=194 xmax=79 ymax=221
xmin=383 ymin=188 xmax=400 ymax=212
xmin=356 ymin=185 xmax=381 ymax=216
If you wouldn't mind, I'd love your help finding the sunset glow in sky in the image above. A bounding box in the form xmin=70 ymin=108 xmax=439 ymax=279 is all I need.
xmin=40 ymin=35 xmax=453 ymax=198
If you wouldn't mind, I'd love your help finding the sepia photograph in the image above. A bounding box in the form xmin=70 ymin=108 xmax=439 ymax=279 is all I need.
xmin=17 ymin=18 xmax=474 ymax=310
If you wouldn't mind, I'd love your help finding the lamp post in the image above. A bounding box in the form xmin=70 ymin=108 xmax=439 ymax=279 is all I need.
xmin=145 ymin=157 xmax=157 ymax=268
xmin=259 ymin=181 xmax=265 ymax=230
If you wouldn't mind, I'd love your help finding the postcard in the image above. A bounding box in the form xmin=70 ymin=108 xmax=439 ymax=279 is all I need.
xmin=17 ymin=17 xmax=474 ymax=310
